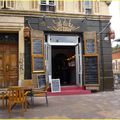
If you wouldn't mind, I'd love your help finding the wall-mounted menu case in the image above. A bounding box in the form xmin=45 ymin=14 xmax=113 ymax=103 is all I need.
xmin=84 ymin=32 xmax=97 ymax=54
xmin=83 ymin=55 xmax=100 ymax=89
xmin=31 ymin=30 xmax=45 ymax=73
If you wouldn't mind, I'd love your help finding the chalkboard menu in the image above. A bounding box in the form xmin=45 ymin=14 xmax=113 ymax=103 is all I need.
xmin=33 ymin=40 xmax=42 ymax=54
xmin=37 ymin=74 xmax=46 ymax=89
xmin=86 ymin=39 xmax=95 ymax=54
xmin=34 ymin=57 xmax=44 ymax=71
xmin=51 ymin=79 xmax=61 ymax=93
xmin=84 ymin=56 xmax=99 ymax=84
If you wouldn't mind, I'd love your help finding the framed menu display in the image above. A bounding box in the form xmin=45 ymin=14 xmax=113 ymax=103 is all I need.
xmin=84 ymin=32 xmax=97 ymax=54
xmin=33 ymin=40 xmax=43 ymax=54
xmin=83 ymin=55 xmax=100 ymax=87
xmin=33 ymin=57 xmax=44 ymax=71
xmin=37 ymin=74 xmax=46 ymax=89
xmin=31 ymin=30 xmax=45 ymax=73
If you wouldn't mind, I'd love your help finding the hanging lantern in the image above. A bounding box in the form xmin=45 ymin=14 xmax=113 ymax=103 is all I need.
xmin=24 ymin=26 xmax=30 ymax=39
xmin=109 ymin=31 xmax=115 ymax=40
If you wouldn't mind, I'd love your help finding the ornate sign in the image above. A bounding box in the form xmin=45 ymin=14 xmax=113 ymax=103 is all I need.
xmin=48 ymin=18 xmax=80 ymax=32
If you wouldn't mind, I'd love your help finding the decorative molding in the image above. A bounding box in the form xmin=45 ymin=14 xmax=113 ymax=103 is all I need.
xmin=47 ymin=18 xmax=80 ymax=31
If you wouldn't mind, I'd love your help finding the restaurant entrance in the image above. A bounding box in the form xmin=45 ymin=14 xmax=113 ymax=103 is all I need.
xmin=46 ymin=34 xmax=83 ymax=86
xmin=52 ymin=46 xmax=76 ymax=85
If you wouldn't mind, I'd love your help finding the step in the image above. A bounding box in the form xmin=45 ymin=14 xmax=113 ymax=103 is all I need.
xmin=61 ymin=86 xmax=85 ymax=91
xmin=47 ymin=89 xmax=91 ymax=96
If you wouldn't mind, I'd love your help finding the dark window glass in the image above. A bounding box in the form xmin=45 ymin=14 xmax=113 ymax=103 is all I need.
xmin=49 ymin=5 xmax=55 ymax=11
xmin=41 ymin=0 xmax=46 ymax=4
xmin=41 ymin=5 xmax=47 ymax=11
xmin=49 ymin=0 xmax=54 ymax=5
xmin=24 ymin=40 xmax=32 ymax=79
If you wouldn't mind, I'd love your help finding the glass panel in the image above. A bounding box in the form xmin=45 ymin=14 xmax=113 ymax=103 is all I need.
xmin=34 ymin=57 xmax=44 ymax=71
xmin=50 ymin=35 xmax=78 ymax=44
xmin=41 ymin=0 xmax=46 ymax=4
xmin=33 ymin=39 xmax=42 ymax=54
xmin=49 ymin=0 xmax=54 ymax=5
xmin=41 ymin=4 xmax=47 ymax=11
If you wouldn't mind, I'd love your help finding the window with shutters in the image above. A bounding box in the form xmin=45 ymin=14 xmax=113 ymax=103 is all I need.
xmin=83 ymin=1 xmax=92 ymax=14
xmin=31 ymin=0 xmax=38 ymax=10
xmin=58 ymin=0 xmax=64 ymax=11
xmin=40 ymin=0 xmax=55 ymax=12
xmin=0 ymin=0 xmax=15 ymax=9
xmin=94 ymin=0 xmax=99 ymax=13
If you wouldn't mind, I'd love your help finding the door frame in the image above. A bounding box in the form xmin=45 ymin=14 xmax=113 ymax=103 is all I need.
xmin=46 ymin=34 xmax=83 ymax=86
xmin=0 ymin=16 xmax=24 ymax=86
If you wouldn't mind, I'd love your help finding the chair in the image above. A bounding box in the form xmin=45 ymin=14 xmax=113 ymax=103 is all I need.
xmin=32 ymin=81 xmax=49 ymax=106
xmin=0 ymin=92 xmax=5 ymax=109
xmin=7 ymin=86 xmax=27 ymax=114
xmin=22 ymin=79 xmax=49 ymax=106
xmin=0 ymin=88 xmax=8 ymax=110
xmin=21 ymin=80 xmax=34 ymax=105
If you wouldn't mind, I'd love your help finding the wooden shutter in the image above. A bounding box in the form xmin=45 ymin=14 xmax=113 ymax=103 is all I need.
xmin=78 ymin=1 xmax=82 ymax=13
xmin=6 ymin=0 xmax=15 ymax=8
xmin=0 ymin=0 xmax=4 ymax=8
xmin=31 ymin=30 xmax=45 ymax=73
xmin=93 ymin=0 xmax=100 ymax=13
xmin=31 ymin=0 xmax=38 ymax=10
xmin=58 ymin=0 xmax=64 ymax=11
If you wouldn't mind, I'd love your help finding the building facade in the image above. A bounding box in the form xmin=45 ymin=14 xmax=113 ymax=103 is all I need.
xmin=0 ymin=0 xmax=113 ymax=91
xmin=112 ymin=49 xmax=120 ymax=74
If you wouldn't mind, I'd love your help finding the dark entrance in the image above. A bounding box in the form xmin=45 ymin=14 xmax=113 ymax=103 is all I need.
xmin=52 ymin=46 xmax=76 ymax=86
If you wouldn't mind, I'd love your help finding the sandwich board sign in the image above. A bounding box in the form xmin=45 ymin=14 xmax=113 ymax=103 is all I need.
xmin=51 ymin=79 xmax=61 ymax=93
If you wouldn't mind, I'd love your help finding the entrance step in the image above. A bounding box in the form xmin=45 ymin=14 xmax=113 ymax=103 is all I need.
xmin=47 ymin=86 xmax=91 ymax=96
xmin=61 ymin=86 xmax=85 ymax=91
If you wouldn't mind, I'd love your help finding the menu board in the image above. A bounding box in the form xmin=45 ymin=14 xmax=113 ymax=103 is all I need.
xmin=86 ymin=39 xmax=95 ymax=54
xmin=34 ymin=57 xmax=44 ymax=71
xmin=51 ymin=79 xmax=61 ymax=93
xmin=33 ymin=40 xmax=42 ymax=54
xmin=84 ymin=56 xmax=98 ymax=84
xmin=37 ymin=74 xmax=46 ymax=89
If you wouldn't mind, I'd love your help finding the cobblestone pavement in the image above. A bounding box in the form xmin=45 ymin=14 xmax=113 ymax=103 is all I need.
xmin=1 ymin=90 xmax=120 ymax=119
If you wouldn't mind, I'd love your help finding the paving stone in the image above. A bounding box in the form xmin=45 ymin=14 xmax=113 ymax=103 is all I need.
xmin=1 ymin=90 xmax=120 ymax=118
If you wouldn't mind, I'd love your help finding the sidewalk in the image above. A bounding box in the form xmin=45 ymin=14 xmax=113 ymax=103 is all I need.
xmin=1 ymin=90 xmax=120 ymax=119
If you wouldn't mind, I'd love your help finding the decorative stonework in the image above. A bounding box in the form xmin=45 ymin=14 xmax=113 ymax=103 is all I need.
xmin=48 ymin=18 xmax=80 ymax=32
xmin=19 ymin=53 xmax=24 ymax=85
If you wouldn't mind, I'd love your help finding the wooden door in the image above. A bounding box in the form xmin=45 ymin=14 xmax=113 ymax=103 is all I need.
xmin=0 ymin=44 xmax=18 ymax=88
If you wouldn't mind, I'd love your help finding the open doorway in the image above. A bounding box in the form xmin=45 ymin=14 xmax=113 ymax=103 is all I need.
xmin=52 ymin=46 xmax=76 ymax=86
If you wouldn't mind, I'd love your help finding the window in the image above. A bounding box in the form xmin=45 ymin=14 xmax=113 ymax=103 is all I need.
xmin=94 ymin=0 xmax=99 ymax=13
xmin=112 ymin=63 xmax=115 ymax=70
xmin=31 ymin=0 xmax=38 ymax=10
xmin=58 ymin=0 xmax=64 ymax=11
xmin=0 ymin=0 xmax=15 ymax=9
xmin=40 ymin=0 xmax=55 ymax=12
xmin=118 ymin=62 xmax=120 ymax=70
xmin=84 ymin=1 xmax=92 ymax=14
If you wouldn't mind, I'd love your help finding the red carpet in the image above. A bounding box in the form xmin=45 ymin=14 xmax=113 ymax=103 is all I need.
xmin=47 ymin=86 xmax=91 ymax=96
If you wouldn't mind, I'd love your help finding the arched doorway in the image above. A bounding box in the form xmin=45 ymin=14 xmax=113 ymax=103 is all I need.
xmin=52 ymin=46 xmax=76 ymax=86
